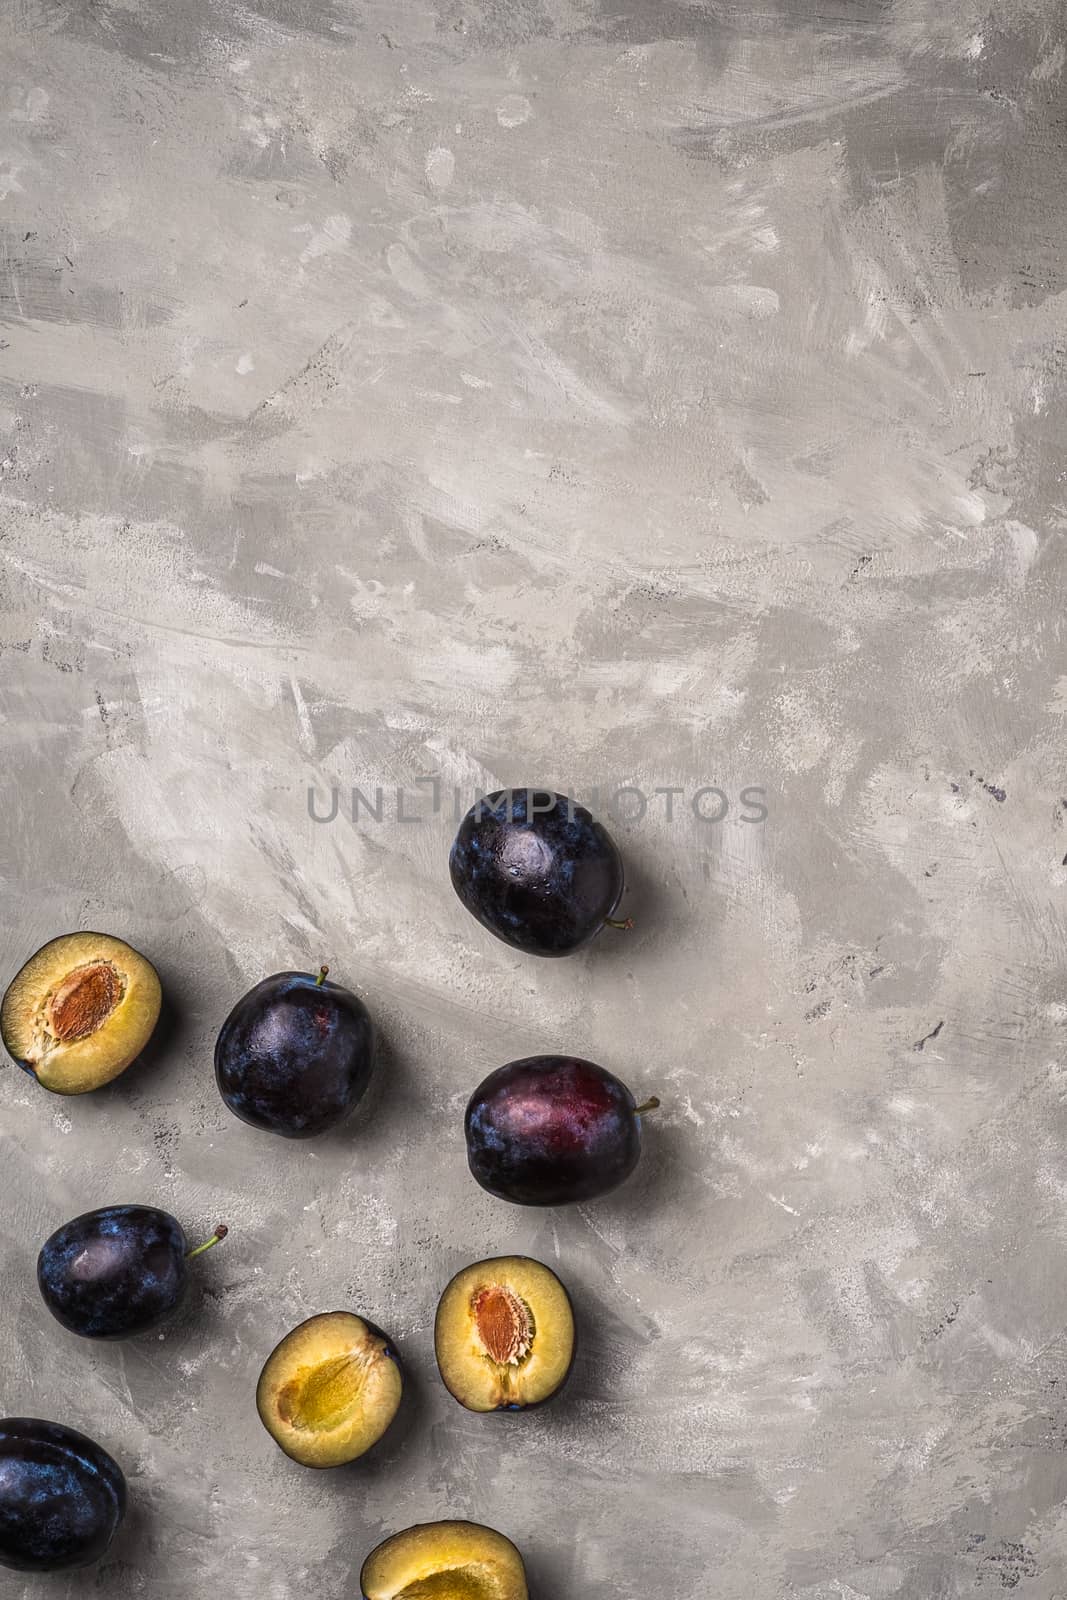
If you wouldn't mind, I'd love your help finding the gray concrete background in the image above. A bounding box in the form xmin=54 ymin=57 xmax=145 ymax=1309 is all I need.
xmin=2 ymin=0 xmax=1066 ymax=1596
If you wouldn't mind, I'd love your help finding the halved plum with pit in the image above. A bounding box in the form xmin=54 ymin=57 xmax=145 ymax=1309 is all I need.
xmin=1 ymin=932 xmax=161 ymax=1094
xmin=434 ymin=1256 xmax=574 ymax=1412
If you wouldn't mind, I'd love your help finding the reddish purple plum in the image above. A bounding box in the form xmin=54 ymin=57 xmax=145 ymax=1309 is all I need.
xmin=465 ymin=1055 xmax=658 ymax=1206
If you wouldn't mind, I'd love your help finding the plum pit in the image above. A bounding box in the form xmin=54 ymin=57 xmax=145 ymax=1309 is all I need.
xmin=472 ymin=1285 xmax=533 ymax=1366
xmin=46 ymin=962 xmax=124 ymax=1044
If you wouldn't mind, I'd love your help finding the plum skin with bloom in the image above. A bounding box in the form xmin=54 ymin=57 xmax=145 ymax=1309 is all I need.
xmin=449 ymin=790 xmax=625 ymax=957
xmin=215 ymin=969 xmax=374 ymax=1138
xmin=38 ymin=1205 xmax=193 ymax=1340
xmin=465 ymin=1056 xmax=650 ymax=1206
xmin=0 ymin=1419 xmax=126 ymax=1573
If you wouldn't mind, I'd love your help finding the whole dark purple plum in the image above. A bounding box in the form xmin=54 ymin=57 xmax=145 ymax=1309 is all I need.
xmin=38 ymin=1205 xmax=227 ymax=1340
xmin=465 ymin=1055 xmax=659 ymax=1206
xmin=449 ymin=790 xmax=628 ymax=957
xmin=215 ymin=966 xmax=374 ymax=1138
xmin=0 ymin=1418 xmax=126 ymax=1572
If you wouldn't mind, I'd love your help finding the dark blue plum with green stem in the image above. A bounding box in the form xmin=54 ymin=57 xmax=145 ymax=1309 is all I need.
xmin=215 ymin=966 xmax=375 ymax=1138
xmin=38 ymin=1205 xmax=228 ymax=1339
xmin=0 ymin=1418 xmax=126 ymax=1572
xmin=449 ymin=790 xmax=629 ymax=957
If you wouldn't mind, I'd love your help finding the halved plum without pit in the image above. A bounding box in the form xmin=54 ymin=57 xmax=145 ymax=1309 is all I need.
xmin=256 ymin=1311 xmax=402 ymax=1468
xmin=361 ymin=1520 xmax=528 ymax=1600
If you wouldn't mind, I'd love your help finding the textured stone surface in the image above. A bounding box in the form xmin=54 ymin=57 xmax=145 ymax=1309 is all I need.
xmin=2 ymin=1 xmax=1066 ymax=1595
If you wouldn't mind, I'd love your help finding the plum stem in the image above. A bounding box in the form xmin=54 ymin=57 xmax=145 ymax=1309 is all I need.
xmin=604 ymin=916 xmax=634 ymax=931
xmin=185 ymin=1224 xmax=229 ymax=1261
xmin=635 ymin=1097 xmax=660 ymax=1117
xmin=316 ymin=965 xmax=329 ymax=986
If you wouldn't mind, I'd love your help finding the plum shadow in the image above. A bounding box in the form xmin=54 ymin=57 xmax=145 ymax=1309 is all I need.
xmin=616 ymin=1107 xmax=685 ymax=1216
xmin=580 ymin=834 xmax=676 ymax=970
xmin=521 ymin=1542 xmax=576 ymax=1599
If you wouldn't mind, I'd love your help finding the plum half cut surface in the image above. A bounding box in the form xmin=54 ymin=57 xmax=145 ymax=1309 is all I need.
xmin=0 ymin=1419 xmax=126 ymax=1573
xmin=38 ymin=1205 xmax=227 ymax=1340
xmin=257 ymin=1311 xmax=402 ymax=1468
xmin=361 ymin=1520 xmax=529 ymax=1600
xmin=1 ymin=933 xmax=161 ymax=1094
xmin=215 ymin=966 xmax=374 ymax=1138
xmin=449 ymin=788 xmax=626 ymax=957
xmin=435 ymin=1255 xmax=575 ymax=1412
xmin=466 ymin=1054 xmax=659 ymax=1206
